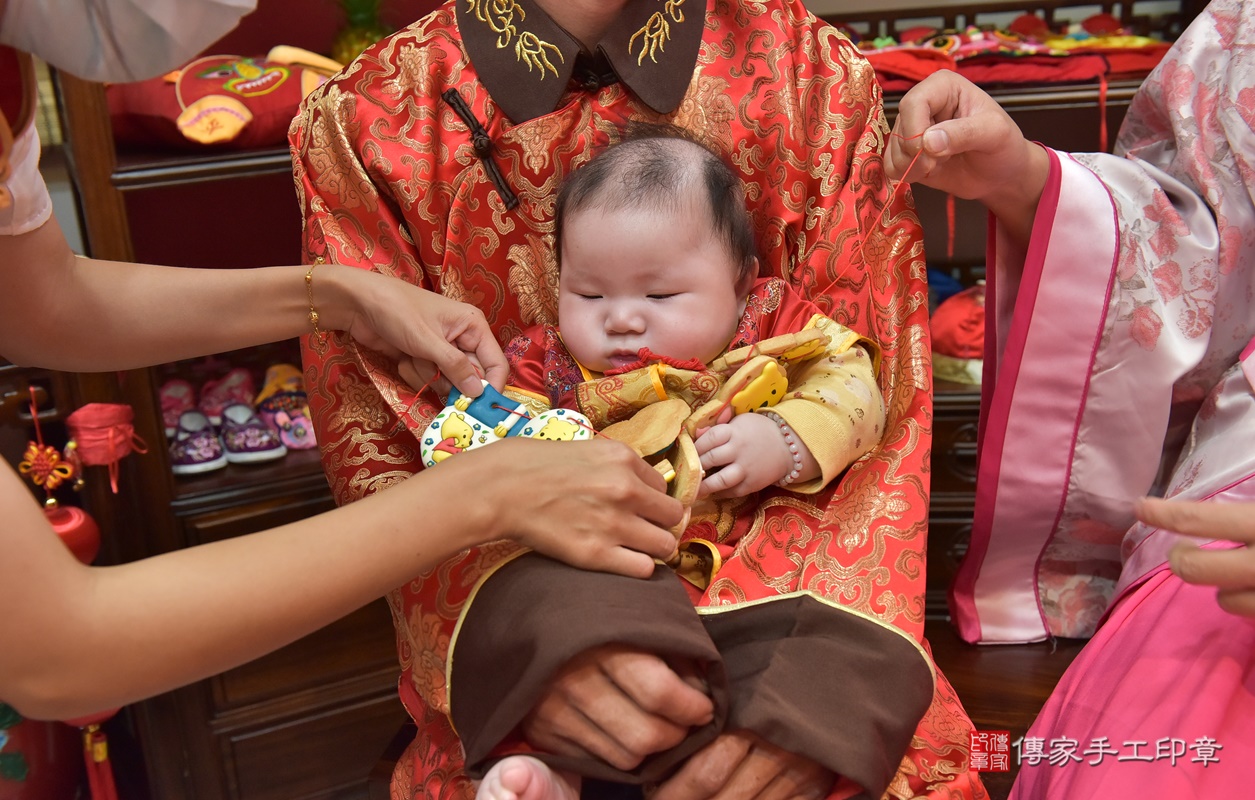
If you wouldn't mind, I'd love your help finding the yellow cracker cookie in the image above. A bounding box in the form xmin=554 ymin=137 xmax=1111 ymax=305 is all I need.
xmin=684 ymin=355 xmax=788 ymax=437
xmin=668 ymin=431 xmax=702 ymax=535
xmin=708 ymin=327 xmax=830 ymax=374
xmin=600 ymin=397 xmax=690 ymax=457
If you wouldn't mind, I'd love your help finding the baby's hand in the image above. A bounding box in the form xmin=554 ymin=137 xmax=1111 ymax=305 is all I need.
xmin=695 ymin=412 xmax=804 ymax=499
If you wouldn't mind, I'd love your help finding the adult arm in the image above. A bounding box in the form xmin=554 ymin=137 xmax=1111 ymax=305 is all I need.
xmin=0 ymin=214 xmax=507 ymax=396
xmin=1141 ymin=498 xmax=1255 ymax=618
xmin=886 ymin=70 xmax=1051 ymax=252
xmin=0 ymin=436 xmax=680 ymax=721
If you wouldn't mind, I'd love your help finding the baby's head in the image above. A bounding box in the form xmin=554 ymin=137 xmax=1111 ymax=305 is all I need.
xmin=555 ymin=124 xmax=759 ymax=373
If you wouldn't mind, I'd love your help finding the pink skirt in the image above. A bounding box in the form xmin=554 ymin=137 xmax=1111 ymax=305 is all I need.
xmin=1010 ymin=565 xmax=1255 ymax=798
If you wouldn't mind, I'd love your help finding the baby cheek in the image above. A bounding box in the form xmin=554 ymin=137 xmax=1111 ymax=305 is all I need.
xmin=560 ymin=307 xmax=595 ymax=342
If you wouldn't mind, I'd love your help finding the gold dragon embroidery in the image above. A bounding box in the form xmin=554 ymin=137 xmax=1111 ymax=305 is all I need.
xmin=629 ymin=0 xmax=686 ymax=65
xmin=466 ymin=0 xmax=563 ymax=78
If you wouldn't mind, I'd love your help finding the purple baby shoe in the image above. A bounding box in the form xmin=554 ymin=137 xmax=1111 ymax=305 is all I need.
xmin=169 ymin=410 xmax=227 ymax=476
xmin=219 ymin=403 xmax=287 ymax=464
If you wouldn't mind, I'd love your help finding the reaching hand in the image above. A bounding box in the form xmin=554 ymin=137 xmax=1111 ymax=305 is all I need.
xmin=332 ymin=267 xmax=511 ymax=398
xmin=522 ymin=644 xmax=714 ymax=770
xmin=695 ymin=412 xmax=814 ymax=499
xmin=885 ymin=71 xmax=1050 ymax=245
xmin=454 ymin=437 xmax=685 ymax=578
xmin=651 ymin=730 xmax=835 ymax=800
xmin=1138 ymin=497 xmax=1255 ymax=618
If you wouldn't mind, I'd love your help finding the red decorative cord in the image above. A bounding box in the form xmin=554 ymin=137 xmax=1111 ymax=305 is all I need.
xmin=814 ymin=132 xmax=927 ymax=301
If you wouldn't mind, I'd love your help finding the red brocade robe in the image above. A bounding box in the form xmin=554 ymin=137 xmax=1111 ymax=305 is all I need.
xmin=289 ymin=1 xmax=985 ymax=798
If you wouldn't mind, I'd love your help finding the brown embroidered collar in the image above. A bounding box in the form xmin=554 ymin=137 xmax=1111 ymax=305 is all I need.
xmin=458 ymin=0 xmax=704 ymax=124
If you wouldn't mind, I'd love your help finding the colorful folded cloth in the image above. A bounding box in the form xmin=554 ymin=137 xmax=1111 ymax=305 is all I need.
xmin=931 ymin=283 xmax=985 ymax=385
xmin=256 ymin=363 xmax=304 ymax=402
xmin=267 ymin=401 xmax=318 ymax=450
xmin=854 ymin=16 xmax=1171 ymax=94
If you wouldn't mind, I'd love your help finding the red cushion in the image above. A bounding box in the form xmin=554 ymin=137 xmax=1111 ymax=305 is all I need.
xmin=107 ymin=55 xmax=324 ymax=151
xmin=1008 ymin=14 xmax=1053 ymax=41
xmin=931 ymin=284 xmax=985 ymax=359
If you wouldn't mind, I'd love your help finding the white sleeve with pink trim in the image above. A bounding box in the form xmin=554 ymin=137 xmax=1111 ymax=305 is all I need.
xmin=951 ymin=146 xmax=1255 ymax=643
xmin=0 ymin=123 xmax=52 ymax=237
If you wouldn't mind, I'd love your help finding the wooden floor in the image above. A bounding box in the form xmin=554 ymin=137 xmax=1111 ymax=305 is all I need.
xmin=925 ymin=618 xmax=1088 ymax=799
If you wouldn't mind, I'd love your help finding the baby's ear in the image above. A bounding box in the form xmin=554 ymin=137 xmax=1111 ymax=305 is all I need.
xmin=736 ymin=257 xmax=759 ymax=297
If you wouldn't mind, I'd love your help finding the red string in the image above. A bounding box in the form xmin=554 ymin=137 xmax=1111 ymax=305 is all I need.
xmin=28 ymin=386 xmax=44 ymax=447
xmin=946 ymin=191 xmax=956 ymax=262
xmin=489 ymin=403 xmax=604 ymax=439
xmin=1098 ymin=74 xmax=1109 ymax=152
xmin=811 ymin=132 xmax=926 ymax=305
xmin=410 ymin=356 xmax=487 ymax=400
xmin=404 ymin=368 xmax=445 ymax=428
xmin=414 ymin=369 xmax=442 ymax=402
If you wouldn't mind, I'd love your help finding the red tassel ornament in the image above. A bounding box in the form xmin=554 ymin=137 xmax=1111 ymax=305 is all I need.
xmin=14 ymin=387 xmax=121 ymax=800
xmin=43 ymin=499 xmax=100 ymax=565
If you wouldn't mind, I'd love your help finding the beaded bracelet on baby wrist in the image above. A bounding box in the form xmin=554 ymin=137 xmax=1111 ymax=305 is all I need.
xmin=762 ymin=410 xmax=805 ymax=487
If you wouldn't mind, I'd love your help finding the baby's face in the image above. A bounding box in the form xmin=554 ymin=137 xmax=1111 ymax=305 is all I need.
xmin=558 ymin=202 xmax=748 ymax=373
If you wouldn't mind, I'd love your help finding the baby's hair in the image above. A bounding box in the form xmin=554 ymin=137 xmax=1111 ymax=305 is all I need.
xmin=555 ymin=122 xmax=757 ymax=285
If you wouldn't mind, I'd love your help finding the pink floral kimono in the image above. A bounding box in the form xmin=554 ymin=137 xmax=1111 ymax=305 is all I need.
xmin=948 ymin=0 xmax=1255 ymax=795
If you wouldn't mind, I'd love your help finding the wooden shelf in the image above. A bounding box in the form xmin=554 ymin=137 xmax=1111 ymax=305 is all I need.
xmin=113 ymin=145 xmax=292 ymax=190
xmin=885 ymin=77 xmax=1145 ymax=115
xmin=53 ymin=8 xmax=399 ymax=793
xmin=168 ymin=446 xmax=329 ymax=511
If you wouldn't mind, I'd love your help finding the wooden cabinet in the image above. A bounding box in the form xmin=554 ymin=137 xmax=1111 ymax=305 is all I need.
xmin=52 ymin=88 xmax=410 ymax=792
xmin=927 ymin=380 xmax=981 ymax=617
xmin=47 ymin=3 xmax=440 ymax=796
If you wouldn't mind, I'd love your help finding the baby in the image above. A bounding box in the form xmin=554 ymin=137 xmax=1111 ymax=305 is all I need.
xmin=478 ymin=124 xmax=886 ymax=800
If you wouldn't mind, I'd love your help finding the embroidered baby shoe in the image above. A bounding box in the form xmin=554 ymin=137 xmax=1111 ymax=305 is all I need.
xmin=169 ymin=410 xmax=227 ymax=475
xmin=255 ymin=363 xmax=316 ymax=449
xmin=219 ymin=403 xmax=287 ymax=464
xmin=199 ymin=368 xmax=256 ymax=426
xmin=270 ymin=406 xmax=317 ymax=450
xmin=159 ymin=378 xmax=196 ymax=437
xmin=256 ymin=363 xmax=304 ymax=402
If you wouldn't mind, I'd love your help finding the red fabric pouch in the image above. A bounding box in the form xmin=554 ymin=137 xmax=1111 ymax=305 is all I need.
xmin=107 ymin=54 xmax=330 ymax=150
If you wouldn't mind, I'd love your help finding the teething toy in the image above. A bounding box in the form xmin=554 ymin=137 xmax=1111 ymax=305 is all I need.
xmin=418 ymin=381 xmax=593 ymax=468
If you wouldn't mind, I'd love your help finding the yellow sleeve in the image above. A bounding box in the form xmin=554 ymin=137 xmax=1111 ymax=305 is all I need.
xmin=757 ymin=316 xmax=885 ymax=494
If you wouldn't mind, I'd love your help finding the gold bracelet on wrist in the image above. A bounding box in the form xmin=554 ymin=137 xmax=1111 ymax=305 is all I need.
xmin=305 ymin=256 xmax=326 ymax=341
